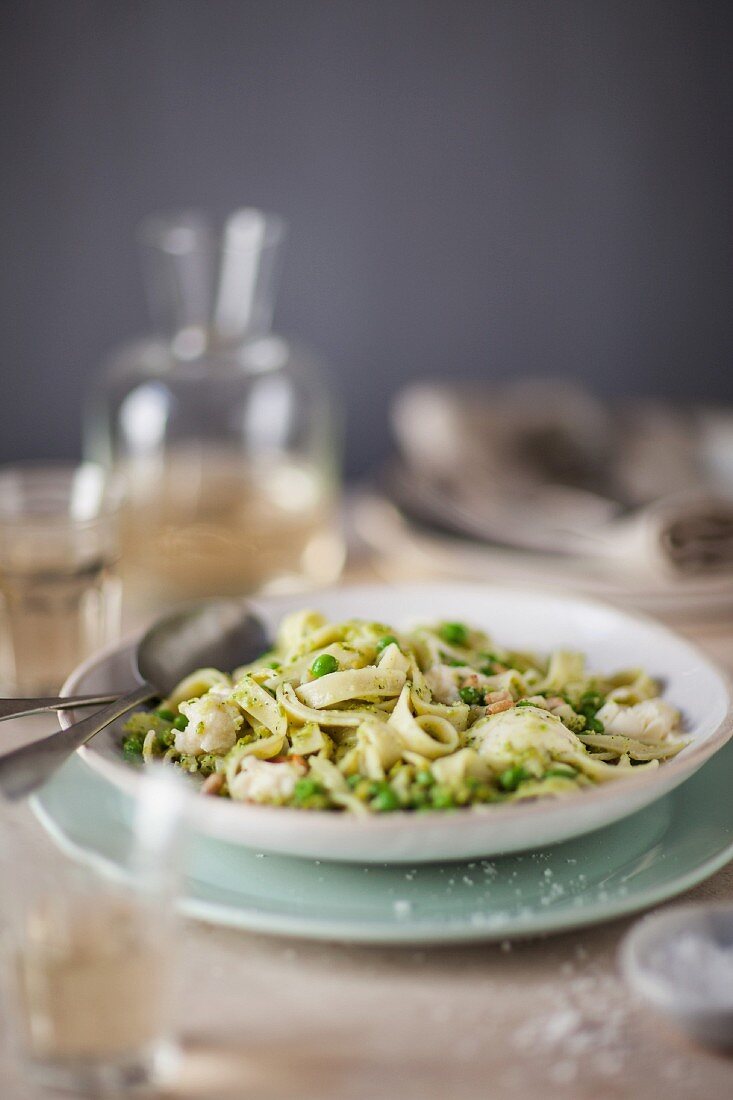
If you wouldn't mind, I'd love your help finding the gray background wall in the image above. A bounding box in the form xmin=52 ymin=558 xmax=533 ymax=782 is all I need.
xmin=2 ymin=0 xmax=732 ymax=477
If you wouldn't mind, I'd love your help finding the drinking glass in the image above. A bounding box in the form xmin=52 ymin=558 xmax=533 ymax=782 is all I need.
xmin=0 ymin=463 xmax=122 ymax=694
xmin=0 ymin=767 xmax=185 ymax=1095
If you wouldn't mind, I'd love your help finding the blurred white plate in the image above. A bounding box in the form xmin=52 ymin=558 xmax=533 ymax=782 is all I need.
xmin=60 ymin=584 xmax=733 ymax=864
xmin=353 ymin=495 xmax=733 ymax=620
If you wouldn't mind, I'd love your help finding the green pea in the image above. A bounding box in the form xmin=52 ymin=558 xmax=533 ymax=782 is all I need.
xmin=155 ymin=708 xmax=176 ymax=723
xmin=459 ymin=686 xmax=485 ymax=706
xmin=310 ymin=653 xmax=339 ymax=678
xmin=371 ymin=786 xmax=400 ymax=813
xmin=577 ymin=691 xmax=605 ymax=732
xmin=439 ymin=622 xmax=469 ymax=646
xmin=293 ymin=777 xmax=321 ymax=801
xmin=545 ymin=765 xmax=576 ymax=779
xmin=376 ymin=635 xmax=399 ymax=653
xmin=498 ymin=765 xmax=531 ymax=791
xmin=265 ymin=660 xmax=281 ymax=670
xmin=156 ymin=728 xmax=175 ymax=750
xmin=430 ymin=785 xmax=456 ymax=809
xmin=172 ymin=714 xmax=189 ymax=731
xmin=122 ymin=736 xmax=144 ymax=760
xmin=415 ymin=769 xmax=435 ymax=788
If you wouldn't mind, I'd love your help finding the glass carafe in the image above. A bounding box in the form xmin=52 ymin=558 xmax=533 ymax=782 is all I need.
xmin=85 ymin=209 xmax=344 ymax=611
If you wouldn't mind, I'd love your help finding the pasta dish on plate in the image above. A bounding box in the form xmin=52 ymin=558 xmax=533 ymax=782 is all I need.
xmin=122 ymin=610 xmax=686 ymax=814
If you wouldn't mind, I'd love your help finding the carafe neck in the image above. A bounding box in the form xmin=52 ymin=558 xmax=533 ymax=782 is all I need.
xmin=138 ymin=208 xmax=286 ymax=357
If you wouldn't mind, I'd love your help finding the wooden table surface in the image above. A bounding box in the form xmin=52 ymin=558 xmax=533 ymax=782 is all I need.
xmin=1 ymin=588 xmax=732 ymax=1100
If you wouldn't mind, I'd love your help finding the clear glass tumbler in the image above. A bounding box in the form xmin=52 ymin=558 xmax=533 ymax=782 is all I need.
xmin=0 ymin=767 xmax=185 ymax=1095
xmin=0 ymin=463 xmax=122 ymax=694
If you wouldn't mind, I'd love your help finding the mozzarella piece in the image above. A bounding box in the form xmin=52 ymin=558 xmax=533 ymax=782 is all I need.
xmin=595 ymin=699 xmax=679 ymax=744
xmin=228 ymin=757 xmax=305 ymax=804
xmin=176 ymin=694 xmax=243 ymax=756
xmin=471 ymin=705 xmax=584 ymax=775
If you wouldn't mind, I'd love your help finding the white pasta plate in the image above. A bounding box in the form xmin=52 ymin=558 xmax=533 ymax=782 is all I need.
xmin=59 ymin=584 xmax=733 ymax=864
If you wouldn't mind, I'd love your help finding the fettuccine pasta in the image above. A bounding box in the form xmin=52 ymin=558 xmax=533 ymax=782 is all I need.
xmin=123 ymin=611 xmax=686 ymax=813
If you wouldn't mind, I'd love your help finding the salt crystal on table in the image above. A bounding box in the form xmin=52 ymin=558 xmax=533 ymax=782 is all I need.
xmin=539 ymin=1007 xmax=583 ymax=1042
xmin=549 ymin=1060 xmax=577 ymax=1084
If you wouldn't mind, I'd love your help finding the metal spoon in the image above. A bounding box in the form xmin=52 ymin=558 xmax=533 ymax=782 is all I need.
xmin=0 ymin=598 xmax=270 ymax=801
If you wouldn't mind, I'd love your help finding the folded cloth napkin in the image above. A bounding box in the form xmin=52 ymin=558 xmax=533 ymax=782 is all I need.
xmin=389 ymin=381 xmax=733 ymax=577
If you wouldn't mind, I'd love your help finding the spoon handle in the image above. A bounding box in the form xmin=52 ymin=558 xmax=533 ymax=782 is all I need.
xmin=0 ymin=685 xmax=155 ymax=801
xmin=0 ymin=694 xmax=121 ymax=722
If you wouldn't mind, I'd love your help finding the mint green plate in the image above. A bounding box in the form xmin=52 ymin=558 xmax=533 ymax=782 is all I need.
xmin=32 ymin=743 xmax=733 ymax=944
